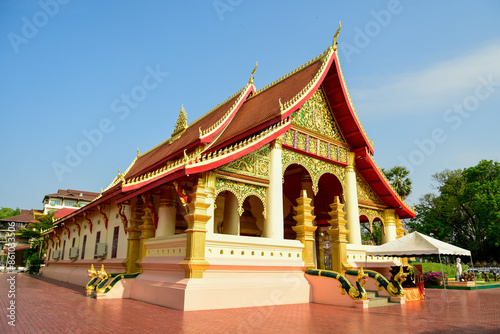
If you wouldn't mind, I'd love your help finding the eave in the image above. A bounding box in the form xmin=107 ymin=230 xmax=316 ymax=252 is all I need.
xmin=354 ymin=147 xmax=415 ymax=219
xmin=322 ymin=52 xmax=375 ymax=155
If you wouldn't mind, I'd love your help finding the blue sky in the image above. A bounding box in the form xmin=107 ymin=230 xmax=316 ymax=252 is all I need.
xmin=1 ymin=0 xmax=499 ymax=211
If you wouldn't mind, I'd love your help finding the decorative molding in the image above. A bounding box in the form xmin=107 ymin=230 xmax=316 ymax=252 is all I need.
xmin=292 ymin=86 xmax=345 ymax=143
xmin=356 ymin=171 xmax=385 ymax=205
xmin=215 ymin=178 xmax=267 ymax=219
xmin=218 ymin=144 xmax=270 ymax=180
xmin=282 ymin=148 xmax=346 ymax=194
xmin=117 ymin=203 xmax=129 ymax=234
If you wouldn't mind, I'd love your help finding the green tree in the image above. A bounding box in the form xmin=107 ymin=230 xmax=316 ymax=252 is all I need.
xmin=18 ymin=212 xmax=54 ymax=274
xmin=0 ymin=207 xmax=21 ymax=220
xmin=383 ymin=166 xmax=412 ymax=200
xmin=409 ymin=160 xmax=500 ymax=262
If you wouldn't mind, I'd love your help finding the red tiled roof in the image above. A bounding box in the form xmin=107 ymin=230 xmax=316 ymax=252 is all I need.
xmin=0 ymin=209 xmax=42 ymax=223
xmin=53 ymin=208 xmax=78 ymax=219
xmin=43 ymin=189 xmax=99 ymax=202
xmin=212 ymin=60 xmax=324 ymax=150
xmin=125 ymin=85 xmax=253 ymax=179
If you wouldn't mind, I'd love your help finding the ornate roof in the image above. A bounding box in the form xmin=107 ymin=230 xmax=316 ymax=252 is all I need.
xmin=51 ymin=35 xmax=415 ymax=223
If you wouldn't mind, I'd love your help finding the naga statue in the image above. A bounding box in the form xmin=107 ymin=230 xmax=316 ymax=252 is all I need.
xmin=85 ymin=264 xmax=141 ymax=296
xmin=346 ymin=265 xmax=409 ymax=297
xmin=306 ymin=265 xmax=368 ymax=300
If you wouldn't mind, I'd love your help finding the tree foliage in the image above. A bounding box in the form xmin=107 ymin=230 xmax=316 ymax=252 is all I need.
xmin=19 ymin=212 xmax=55 ymax=273
xmin=408 ymin=160 xmax=500 ymax=262
xmin=0 ymin=207 xmax=21 ymax=220
xmin=382 ymin=166 xmax=412 ymax=200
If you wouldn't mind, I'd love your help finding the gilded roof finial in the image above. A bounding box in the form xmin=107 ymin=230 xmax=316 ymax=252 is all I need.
xmin=333 ymin=21 xmax=341 ymax=51
xmin=279 ymin=98 xmax=284 ymax=111
xmin=100 ymin=187 xmax=103 ymax=193
xmin=172 ymin=105 xmax=188 ymax=137
xmin=137 ymin=147 xmax=140 ymax=156
xmin=249 ymin=61 xmax=258 ymax=84
xmin=118 ymin=168 xmax=121 ymax=175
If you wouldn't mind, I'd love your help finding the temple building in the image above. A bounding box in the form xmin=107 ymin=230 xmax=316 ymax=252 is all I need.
xmin=42 ymin=34 xmax=415 ymax=310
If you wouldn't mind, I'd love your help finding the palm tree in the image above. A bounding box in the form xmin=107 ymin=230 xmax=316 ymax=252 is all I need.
xmin=383 ymin=166 xmax=412 ymax=200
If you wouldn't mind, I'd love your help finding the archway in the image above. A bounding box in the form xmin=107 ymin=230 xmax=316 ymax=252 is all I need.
xmin=239 ymin=195 xmax=264 ymax=237
xmin=283 ymin=164 xmax=314 ymax=240
xmin=214 ymin=191 xmax=239 ymax=235
xmin=213 ymin=191 xmax=265 ymax=237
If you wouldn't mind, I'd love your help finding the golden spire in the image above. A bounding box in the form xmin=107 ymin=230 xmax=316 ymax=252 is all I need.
xmin=333 ymin=21 xmax=341 ymax=51
xmin=171 ymin=105 xmax=188 ymax=137
xmin=249 ymin=61 xmax=258 ymax=84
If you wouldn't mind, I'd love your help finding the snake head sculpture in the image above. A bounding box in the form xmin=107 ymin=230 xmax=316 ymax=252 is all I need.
xmin=87 ymin=264 xmax=97 ymax=278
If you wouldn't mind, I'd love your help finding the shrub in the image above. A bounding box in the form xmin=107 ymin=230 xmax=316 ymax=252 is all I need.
xmin=423 ymin=271 xmax=448 ymax=285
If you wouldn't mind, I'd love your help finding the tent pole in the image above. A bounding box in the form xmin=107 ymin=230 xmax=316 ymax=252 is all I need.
xmin=470 ymin=254 xmax=480 ymax=303
xmin=438 ymin=253 xmax=448 ymax=305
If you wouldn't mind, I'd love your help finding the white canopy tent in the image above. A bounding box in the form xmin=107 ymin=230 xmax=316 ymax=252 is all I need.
xmin=366 ymin=232 xmax=471 ymax=257
xmin=366 ymin=232 xmax=475 ymax=304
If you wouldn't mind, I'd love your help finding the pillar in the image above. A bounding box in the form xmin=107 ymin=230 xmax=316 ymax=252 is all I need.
xmin=139 ymin=194 xmax=156 ymax=259
xmin=223 ymin=193 xmax=240 ymax=235
xmin=157 ymin=185 xmax=176 ymax=237
xmin=292 ymin=189 xmax=317 ymax=270
xmin=382 ymin=209 xmax=397 ymax=244
xmin=125 ymin=199 xmax=143 ymax=274
xmin=344 ymin=152 xmax=362 ymax=245
xmin=265 ymin=138 xmax=284 ymax=240
xmin=318 ymin=232 xmax=326 ymax=269
xmin=327 ymin=196 xmax=350 ymax=274
xmin=179 ymin=178 xmax=211 ymax=279
xmin=203 ymin=171 xmax=216 ymax=237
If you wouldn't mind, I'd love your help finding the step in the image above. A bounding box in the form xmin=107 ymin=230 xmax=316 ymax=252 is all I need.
xmin=366 ymin=290 xmax=400 ymax=308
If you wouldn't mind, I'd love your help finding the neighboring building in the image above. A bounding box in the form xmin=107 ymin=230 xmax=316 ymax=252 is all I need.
xmin=0 ymin=209 xmax=42 ymax=269
xmin=42 ymin=189 xmax=99 ymax=214
xmin=42 ymin=37 xmax=415 ymax=311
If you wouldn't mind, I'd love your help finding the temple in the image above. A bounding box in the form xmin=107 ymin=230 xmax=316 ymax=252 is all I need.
xmin=42 ymin=33 xmax=415 ymax=310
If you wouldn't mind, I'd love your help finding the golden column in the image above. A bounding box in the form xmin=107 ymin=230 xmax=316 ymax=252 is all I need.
xmin=139 ymin=194 xmax=156 ymax=259
xmin=327 ymin=196 xmax=350 ymax=274
xmin=292 ymin=189 xmax=317 ymax=270
xmin=317 ymin=233 xmax=326 ymax=270
xmin=179 ymin=177 xmax=211 ymax=278
xmin=395 ymin=214 xmax=406 ymax=239
xmin=124 ymin=199 xmax=143 ymax=273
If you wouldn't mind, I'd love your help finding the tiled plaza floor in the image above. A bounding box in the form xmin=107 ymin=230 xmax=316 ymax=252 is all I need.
xmin=0 ymin=273 xmax=499 ymax=333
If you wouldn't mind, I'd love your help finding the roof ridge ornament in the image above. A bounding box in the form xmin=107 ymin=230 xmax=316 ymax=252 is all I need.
xmin=171 ymin=105 xmax=188 ymax=138
xmin=249 ymin=61 xmax=258 ymax=84
xmin=333 ymin=21 xmax=341 ymax=51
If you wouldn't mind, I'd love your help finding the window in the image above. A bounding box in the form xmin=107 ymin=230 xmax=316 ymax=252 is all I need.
xmin=81 ymin=235 xmax=87 ymax=259
xmin=94 ymin=231 xmax=101 ymax=259
xmin=71 ymin=238 xmax=76 ymax=248
xmin=111 ymin=226 xmax=119 ymax=258
xmin=64 ymin=200 xmax=76 ymax=207
xmin=61 ymin=240 xmax=66 ymax=260
xmin=49 ymin=199 xmax=61 ymax=206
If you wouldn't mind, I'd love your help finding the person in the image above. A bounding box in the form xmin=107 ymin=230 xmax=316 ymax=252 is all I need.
xmin=455 ymin=258 xmax=463 ymax=281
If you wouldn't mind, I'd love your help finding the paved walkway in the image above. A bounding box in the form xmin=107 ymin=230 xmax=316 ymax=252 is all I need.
xmin=1 ymin=273 xmax=499 ymax=333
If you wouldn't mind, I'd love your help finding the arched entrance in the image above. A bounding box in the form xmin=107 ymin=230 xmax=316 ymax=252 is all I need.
xmin=213 ymin=191 xmax=265 ymax=237
xmin=282 ymin=163 xmax=344 ymax=269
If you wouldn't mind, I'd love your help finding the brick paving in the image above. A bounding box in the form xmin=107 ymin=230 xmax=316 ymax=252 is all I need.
xmin=0 ymin=273 xmax=499 ymax=334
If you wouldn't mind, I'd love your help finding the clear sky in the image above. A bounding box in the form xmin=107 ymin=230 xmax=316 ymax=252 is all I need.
xmin=1 ymin=0 xmax=499 ymax=211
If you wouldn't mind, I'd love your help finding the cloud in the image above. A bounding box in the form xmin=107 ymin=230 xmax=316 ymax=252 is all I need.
xmin=350 ymin=41 xmax=500 ymax=116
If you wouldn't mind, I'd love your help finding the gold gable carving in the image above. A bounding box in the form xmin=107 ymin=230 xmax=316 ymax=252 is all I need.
xmin=356 ymin=172 xmax=385 ymax=206
xmin=217 ymin=145 xmax=270 ymax=180
xmin=292 ymin=87 xmax=345 ymax=143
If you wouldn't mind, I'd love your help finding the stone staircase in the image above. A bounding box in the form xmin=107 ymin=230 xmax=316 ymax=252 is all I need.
xmin=366 ymin=291 xmax=400 ymax=308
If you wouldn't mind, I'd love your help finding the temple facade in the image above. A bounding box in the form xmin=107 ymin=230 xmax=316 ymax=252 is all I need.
xmin=42 ymin=36 xmax=414 ymax=310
